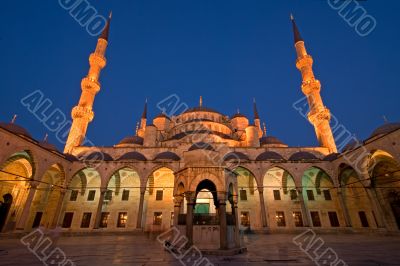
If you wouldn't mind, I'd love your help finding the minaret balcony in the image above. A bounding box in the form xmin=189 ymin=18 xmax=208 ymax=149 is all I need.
xmin=81 ymin=77 xmax=101 ymax=93
xmin=301 ymin=79 xmax=321 ymax=95
xmin=296 ymin=54 xmax=313 ymax=69
xmin=89 ymin=53 xmax=107 ymax=68
xmin=71 ymin=106 xmax=94 ymax=122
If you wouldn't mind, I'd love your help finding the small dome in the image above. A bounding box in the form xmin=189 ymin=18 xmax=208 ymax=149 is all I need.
xmin=369 ymin=123 xmax=400 ymax=138
xmin=289 ymin=151 xmax=318 ymax=161
xmin=39 ymin=141 xmax=58 ymax=152
xmin=0 ymin=122 xmax=32 ymax=138
xmin=64 ymin=153 xmax=78 ymax=161
xmin=118 ymin=152 xmax=147 ymax=161
xmin=79 ymin=151 xmax=113 ymax=161
xmin=256 ymin=151 xmax=285 ymax=161
xmin=323 ymin=153 xmax=339 ymax=161
xmin=154 ymin=113 xmax=171 ymax=120
xmin=154 ymin=151 xmax=180 ymax=161
xmin=118 ymin=136 xmax=143 ymax=145
xmin=260 ymin=136 xmax=286 ymax=145
xmin=342 ymin=139 xmax=361 ymax=152
xmin=223 ymin=152 xmax=249 ymax=161
xmin=188 ymin=142 xmax=215 ymax=151
xmin=231 ymin=113 xmax=247 ymax=119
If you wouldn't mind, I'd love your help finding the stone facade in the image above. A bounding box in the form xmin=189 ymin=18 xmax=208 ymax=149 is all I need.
xmin=0 ymin=16 xmax=400 ymax=239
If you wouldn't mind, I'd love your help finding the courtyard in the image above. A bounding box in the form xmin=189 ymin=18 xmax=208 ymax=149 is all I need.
xmin=0 ymin=232 xmax=400 ymax=266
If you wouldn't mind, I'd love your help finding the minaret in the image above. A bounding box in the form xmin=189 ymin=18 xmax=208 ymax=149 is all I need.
xmin=253 ymin=98 xmax=263 ymax=137
xmin=291 ymin=15 xmax=337 ymax=153
xmin=138 ymin=99 xmax=147 ymax=137
xmin=64 ymin=13 xmax=112 ymax=154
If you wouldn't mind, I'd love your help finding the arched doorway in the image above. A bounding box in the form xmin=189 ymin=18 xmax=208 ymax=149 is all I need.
xmin=263 ymin=167 xmax=296 ymax=229
xmin=0 ymin=150 xmax=34 ymax=231
xmin=370 ymin=152 xmax=400 ymax=230
xmin=339 ymin=164 xmax=375 ymax=228
xmin=234 ymin=167 xmax=261 ymax=230
xmin=0 ymin=194 xmax=13 ymax=232
xmin=302 ymin=167 xmax=339 ymax=228
xmin=193 ymin=179 xmax=218 ymax=225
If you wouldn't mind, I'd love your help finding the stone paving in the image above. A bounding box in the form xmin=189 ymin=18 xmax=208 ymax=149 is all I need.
xmin=1 ymin=232 xmax=400 ymax=265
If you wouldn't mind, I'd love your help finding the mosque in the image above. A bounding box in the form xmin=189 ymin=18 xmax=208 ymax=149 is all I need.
xmin=0 ymin=14 xmax=399 ymax=250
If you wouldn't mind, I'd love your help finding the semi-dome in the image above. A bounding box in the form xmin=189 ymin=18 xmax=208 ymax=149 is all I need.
xmin=256 ymin=151 xmax=285 ymax=161
xmin=188 ymin=142 xmax=215 ymax=151
xmin=154 ymin=151 xmax=180 ymax=161
xmin=223 ymin=152 xmax=250 ymax=161
xmin=118 ymin=136 xmax=143 ymax=145
xmin=79 ymin=151 xmax=113 ymax=161
xmin=369 ymin=123 xmax=400 ymax=138
xmin=260 ymin=136 xmax=286 ymax=145
xmin=118 ymin=152 xmax=147 ymax=161
xmin=0 ymin=122 xmax=32 ymax=138
xmin=154 ymin=113 xmax=171 ymax=120
xmin=288 ymin=151 xmax=318 ymax=161
xmin=39 ymin=141 xmax=58 ymax=152
xmin=183 ymin=106 xmax=223 ymax=115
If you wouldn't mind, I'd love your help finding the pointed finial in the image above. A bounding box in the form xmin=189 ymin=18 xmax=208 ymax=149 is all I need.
xmin=142 ymin=99 xmax=148 ymax=119
xmin=199 ymin=96 xmax=203 ymax=107
xmin=263 ymin=122 xmax=267 ymax=135
xmin=290 ymin=13 xmax=303 ymax=44
xmin=135 ymin=122 xmax=140 ymax=136
xmin=383 ymin=115 xmax=388 ymax=123
xmin=237 ymin=108 xmax=240 ymax=114
xmin=253 ymin=98 xmax=260 ymax=120
xmin=99 ymin=12 xmax=112 ymax=41
xmin=11 ymin=114 xmax=17 ymax=124
xmin=43 ymin=133 xmax=48 ymax=142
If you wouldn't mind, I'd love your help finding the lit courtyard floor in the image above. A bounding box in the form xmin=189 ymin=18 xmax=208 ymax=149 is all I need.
xmin=1 ymin=232 xmax=400 ymax=265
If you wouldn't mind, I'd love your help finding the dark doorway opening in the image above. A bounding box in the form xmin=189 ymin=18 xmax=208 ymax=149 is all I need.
xmin=0 ymin=194 xmax=13 ymax=232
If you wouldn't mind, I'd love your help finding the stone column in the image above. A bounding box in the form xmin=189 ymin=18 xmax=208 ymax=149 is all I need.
xmin=366 ymin=187 xmax=386 ymax=228
xmin=51 ymin=190 xmax=66 ymax=228
xmin=173 ymin=196 xmax=183 ymax=227
xmin=185 ymin=192 xmax=195 ymax=247
xmin=232 ymin=200 xmax=240 ymax=248
xmin=337 ymin=188 xmax=352 ymax=227
xmin=298 ymin=189 xmax=311 ymax=227
xmin=136 ymin=191 xmax=146 ymax=229
xmin=219 ymin=198 xmax=227 ymax=249
xmin=258 ymin=187 xmax=268 ymax=227
xmin=16 ymin=182 xmax=38 ymax=230
xmin=93 ymin=189 xmax=106 ymax=229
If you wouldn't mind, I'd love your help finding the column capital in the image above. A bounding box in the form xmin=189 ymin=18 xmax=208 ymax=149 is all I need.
xmin=185 ymin=191 xmax=195 ymax=202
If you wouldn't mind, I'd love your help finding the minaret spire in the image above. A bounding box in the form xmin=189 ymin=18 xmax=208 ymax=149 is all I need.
xmin=290 ymin=14 xmax=303 ymax=44
xmin=64 ymin=13 xmax=112 ymax=153
xmin=253 ymin=98 xmax=263 ymax=137
xmin=141 ymin=98 xmax=148 ymax=119
xmin=291 ymin=16 xmax=337 ymax=153
xmin=253 ymin=98 xmax=260 ymax=120
xmin=138 ymin=99 xmax=147 ymax=137
xmin=99 ymin=12 xmax=112 ymax=41
xmin=199 ymin=96 xmax=203 ymax=107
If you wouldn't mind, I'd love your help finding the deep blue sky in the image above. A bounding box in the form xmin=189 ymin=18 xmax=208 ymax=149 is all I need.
xmin=1 ymin=0 xmax=399 ymax=150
